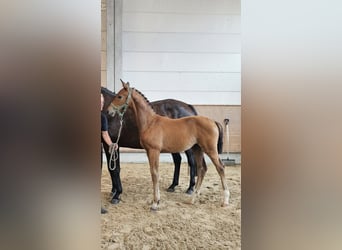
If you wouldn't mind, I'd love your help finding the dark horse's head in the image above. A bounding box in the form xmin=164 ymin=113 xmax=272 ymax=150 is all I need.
xmin=101 ymin=86 xmax=116 ymax=112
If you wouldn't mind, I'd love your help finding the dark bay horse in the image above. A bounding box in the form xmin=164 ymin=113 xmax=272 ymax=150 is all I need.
xmin=107 ymin=81 xmax=229 ymax=211
xmin=101 ymin=87 xmax=198 ymax=204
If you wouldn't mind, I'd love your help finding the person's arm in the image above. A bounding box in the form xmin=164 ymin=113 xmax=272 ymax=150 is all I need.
xmin=101 ymin=131 xmax=113 ymax=146
xmin=101 ymin=112 xmax=118 ymax=150
xmin=101 ymin=131 xmax=118 ymax=150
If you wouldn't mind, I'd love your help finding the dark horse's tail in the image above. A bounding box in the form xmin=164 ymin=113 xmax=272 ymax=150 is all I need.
xmin=215 ymin=121 xmax=224 ymax=154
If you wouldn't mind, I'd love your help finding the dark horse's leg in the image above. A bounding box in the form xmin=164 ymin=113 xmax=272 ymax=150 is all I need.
xmin=167 ymin=150 xmax=197 ymax=194
xmin=167 ymin=153 xmax=181 ymax=192
xmin=184 ymin=149 xmax=197 ymax=195
xmin=103 ymin=144 xmax=122 ymax=204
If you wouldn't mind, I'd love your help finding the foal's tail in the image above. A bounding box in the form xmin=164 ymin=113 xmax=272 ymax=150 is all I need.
xmin=215 ymin=121 xmax=224 ymax=154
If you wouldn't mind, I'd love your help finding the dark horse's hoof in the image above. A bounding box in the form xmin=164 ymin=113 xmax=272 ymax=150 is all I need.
xmin=111 ymin=198 xmax=120 ymax=205
xmin=101 ymin=207 xmax=108 ymax=214
xmin=166 ymin=186 xmax=176 ymax=192
xmin=186 ymin=188 xmax=194 ymax=195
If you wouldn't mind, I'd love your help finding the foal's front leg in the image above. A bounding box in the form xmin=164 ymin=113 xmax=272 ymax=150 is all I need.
xmin=146 ymin=149 xmax=161 ymax=211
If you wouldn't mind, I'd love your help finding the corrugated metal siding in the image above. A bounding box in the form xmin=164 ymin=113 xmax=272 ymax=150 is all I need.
xmin=194 ymin=105 xmax=241 ymax=153
xmin=102 ymin=0 xmax=241 ymax=152
xmin=120 ymin=0 xmax=241 ymax=105
xmin=101 ymin=0 xmax=107 ymax=86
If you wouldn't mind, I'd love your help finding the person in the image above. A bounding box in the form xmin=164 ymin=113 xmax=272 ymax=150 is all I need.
xmin=101 ymin=93 xmax=117 ymax=214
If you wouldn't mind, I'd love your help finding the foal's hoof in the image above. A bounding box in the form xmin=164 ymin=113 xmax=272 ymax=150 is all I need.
xmin=150 ymin=207 xmax=158 ymax=212
xmin=111 ymin=198 xmax=120 ymax=205
xmin=150 ymin=201 xmax=160 ymax=211
xmin=221 ymin=202 xmax=229 ymax=208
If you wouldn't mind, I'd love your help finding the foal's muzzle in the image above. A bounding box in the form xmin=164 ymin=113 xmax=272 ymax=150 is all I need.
xmin=108 ymin=107 xmax=117 ymax=117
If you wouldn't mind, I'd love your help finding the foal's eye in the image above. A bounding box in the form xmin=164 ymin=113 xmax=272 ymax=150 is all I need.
xmin=118 ymin=95 xmax=122 ymax=99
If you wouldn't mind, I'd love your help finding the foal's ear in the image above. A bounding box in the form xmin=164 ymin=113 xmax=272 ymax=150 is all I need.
xmin=120 ymin=79 xmax=130 ymax=89
xmin=123 ymin=81 xmax=130 ymax=90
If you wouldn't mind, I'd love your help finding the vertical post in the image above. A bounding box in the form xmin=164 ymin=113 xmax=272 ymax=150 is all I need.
xmin=106 ymin=0 xmax=114 ymax=91
xmin=114 ymin=0 xmax=122 ymax=92
xmin=106 ymin=0 xmax=122 ymax=92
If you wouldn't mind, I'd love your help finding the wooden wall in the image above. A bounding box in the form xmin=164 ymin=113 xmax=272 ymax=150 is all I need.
xmin=194 ymin=105 xmax=241 ymax=153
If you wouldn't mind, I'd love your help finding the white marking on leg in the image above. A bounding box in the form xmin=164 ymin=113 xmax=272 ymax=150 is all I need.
xmin=222 ymin=189 xmax=230 ymax=206
xmin=156 ymin=187 xmax=160 ymax=202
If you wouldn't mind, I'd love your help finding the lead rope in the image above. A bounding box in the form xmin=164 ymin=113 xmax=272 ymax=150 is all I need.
xmin=109 ymin=117 xmax=124 ymax=170
xmin=108 ymin=87 xmax=132 ymax=170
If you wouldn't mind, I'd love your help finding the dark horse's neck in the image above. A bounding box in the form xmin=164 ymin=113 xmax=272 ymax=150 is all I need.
xmin=131 ymin=88 xmax=157 ymax=133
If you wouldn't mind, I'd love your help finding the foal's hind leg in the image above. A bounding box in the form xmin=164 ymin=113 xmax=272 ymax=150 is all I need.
xmin=206 ymin=151 xmax=230 ymax=206
xmin=189 ymin=146 xmax=207 ymax=204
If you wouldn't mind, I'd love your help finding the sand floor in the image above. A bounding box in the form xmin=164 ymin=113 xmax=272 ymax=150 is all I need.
xmin=101 ymin=162 xmax=241 ymax=249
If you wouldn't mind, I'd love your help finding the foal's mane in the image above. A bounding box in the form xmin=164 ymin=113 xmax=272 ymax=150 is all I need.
xmin=132 ymin=88 xmax=155 ymax=113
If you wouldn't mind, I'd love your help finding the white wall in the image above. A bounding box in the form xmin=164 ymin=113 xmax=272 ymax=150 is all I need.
xmin=119 ymin=0 xmax=241 ymax=105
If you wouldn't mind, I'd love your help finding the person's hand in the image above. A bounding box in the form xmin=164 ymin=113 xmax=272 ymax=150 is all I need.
xmin=109 ymin=143 xmax=118 ymax=154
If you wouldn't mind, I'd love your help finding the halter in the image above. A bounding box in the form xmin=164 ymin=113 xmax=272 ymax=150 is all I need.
xmin=108 ymin=87 xmax=132 ymax=170
xmin=109 ymin=87 xmax=132 ymax=119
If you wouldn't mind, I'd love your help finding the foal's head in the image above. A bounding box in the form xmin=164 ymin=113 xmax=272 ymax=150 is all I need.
xmin=107 ymin=80 xmax=132 ymax=117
